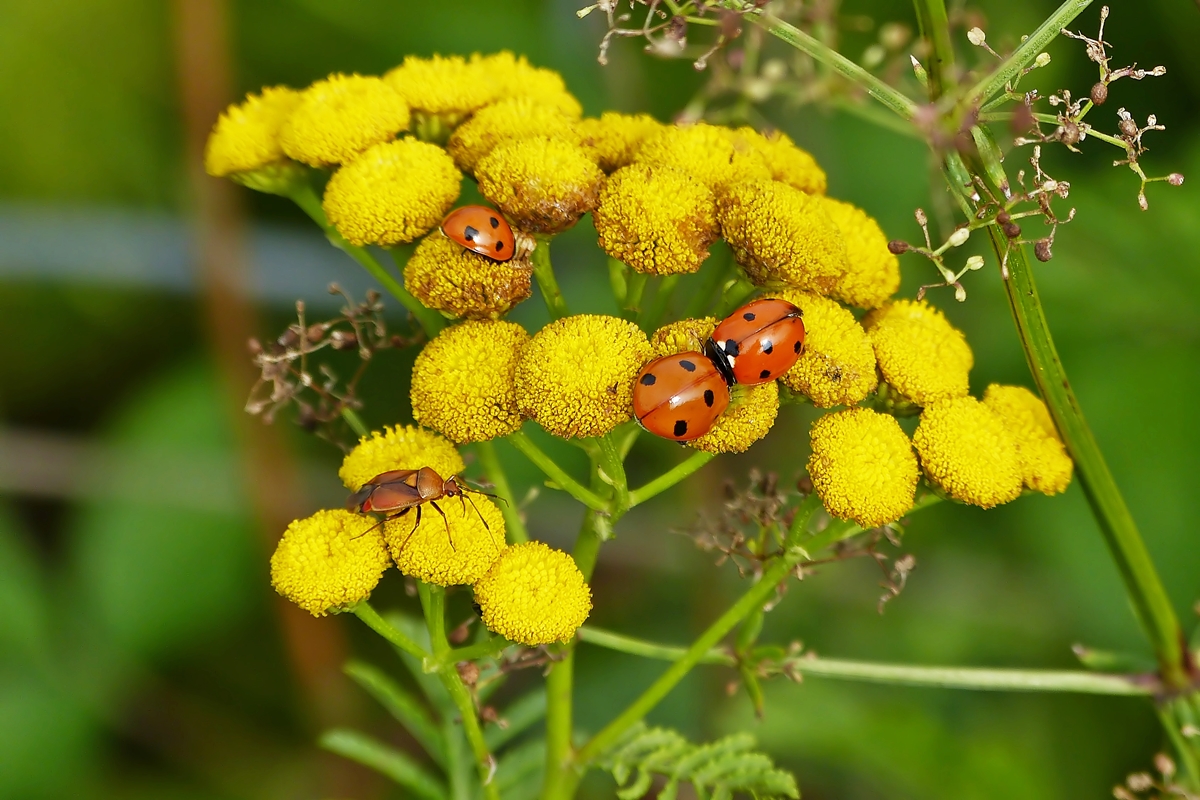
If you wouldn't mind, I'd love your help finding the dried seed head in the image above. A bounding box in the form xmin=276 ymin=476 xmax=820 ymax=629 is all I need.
xmin=1060 ymin=121 xmax=1082 ymax=146
xmin=1034 ymin=238 xmax=1054 ymax=262
xmin=1090 ymin=82 xmax=1108 ymax=104
xmin=996 ymin=210 xmax=1011 ymax=225
xmin=888 ymin=239 xmax=910 ymax=254
xmin=1118 ymin=117 xmax=1139 ymax=137
xmin=1168 ymin=172 xmax=1185 ymax=186
xmin=456 ymin=661 xmax=480 ymax=686
xmin=1003 ymin=222 xmax=1022 ymax=239
xmin=1154 ymin=753 xmax=1176 ymax=779
xmin=330 ymin=330 xmax=358 ymax=350
xmin=248 ymin=337 xmax=264 ymax=355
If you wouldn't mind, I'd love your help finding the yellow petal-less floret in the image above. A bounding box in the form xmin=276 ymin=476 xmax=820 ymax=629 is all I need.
xmin=983 ymin=384 xmax=1073 ymax=495
xmin=515 ymin=315 xmax=652 ymax=439
xmin=690 ymin=382 xmax=779 ymax=454
xmin=322 ymin=139 xmax=462 ymax=247
xmin=280 ymin=74 xmax=410 ymax=167
xmin=735 ymin=128 xmax=827 ymax=195
xmin=769 ymin=289 xmax=878 ymax=407
xmin=808 ymin=408 xmax=919 ymax=527
xmin=594 ymin=164 xmax=717 ymax=276
xmin=384 ymin=54 xmax=496 ymax=118
xmin=649 ymin=317 xmax=717 ymax=358
xmin=578 ymin=112 xmax=663 ymax=172
xmin=634 ymin=123 xmax=772 ymax=192
xmin=817 ymin=197 xmax=900 ymax=309
xmin=864 ymin=299 xmax=973 ymax=407
xmin=913 ymin=396 xmax=1023 ymax=508
xmin=205 ymin=86 xmax=301 ymax=177
xmin=411 ymin=320 xmax=530 ymax=443
xmin=476 ymin=138 xmax=605 ymax=235
xmin=719 ymin=180 xmax=848 ymax=295
xmin=447 ymin=96 xmax=581 ymax=173
xmin=270 ymin=509 xmax=390 ymax=617
xmin=473 ymin=541 xmax=591 ymax=645
xmin=384 ymin=496 xmax=506 ymax=586
xmin=404 ymin=235 xmax=532 ymax=319
xmin=339 ymin=425 xmax=465 ymax=491
xmin=473 ymin=52 xmax=583 ymax=118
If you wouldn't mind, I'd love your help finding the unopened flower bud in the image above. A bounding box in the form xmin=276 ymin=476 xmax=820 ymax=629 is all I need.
xmin=1003 ymin=221 xmax=1021 ymax=239
xmin=965 ymin=255 xmax=985 ymax=271
xmin=1138 ymin=191 xmax=1149 ymax=211
xmin=1090 ymin=82 xmax=1108 ymax=105
xmin=1168 ymin=172 xmax=1185 ymax=186
xmin=954 ymin=284 xmax=967 ymax=302
xmin=1034 ymin=52 xmax=1051 ymax=68
xmin=948 ymin=227 xmax=970 ymax=247
xmin=330 ymin=330 xmax=358 ymax=350
xmin=1034 ymin=238 xmax=1053 ymax=262
xmin=966 ymin=27 xmax=986 ymax=46
xmin=1119 ymin=118 xmax=1138 ymax=137
xmin=914 ymin=208 xmax=928 ymax=226
xmin=996 ymin=210 xmax=1011 ymax=225
xmin=888 ymin=239 xmax=910 ymax=254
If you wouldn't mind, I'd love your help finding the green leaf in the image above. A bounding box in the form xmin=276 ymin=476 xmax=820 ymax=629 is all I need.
xmin=494 ymin=737 xmax=544 ymax=795
xmin=598 ymin=724 xmax=799 ymax=800
xmin=485 ymin=689 xmax=547 ymax=751
xmin=320 ymin=727 xmax=447 ymax=800
xmin=0 ymin=507 xmax=50 ymax=666
xmin=344 ymin=660 xmax=446 ymax=767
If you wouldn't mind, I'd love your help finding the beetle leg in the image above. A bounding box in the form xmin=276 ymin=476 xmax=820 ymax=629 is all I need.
xmin=464 ymin=493 xmax=499 ymax=550
xmin=430 ymin=500 xmax=455 ymax=551
xmin=394 ymin=505 xmax=423 ymax=555
xmin=350 ymin=509 xmax=404 ymax=540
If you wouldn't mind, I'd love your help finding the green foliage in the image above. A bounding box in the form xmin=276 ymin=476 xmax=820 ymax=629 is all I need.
xmin=598 ymin=723 xmax=800 ymax=800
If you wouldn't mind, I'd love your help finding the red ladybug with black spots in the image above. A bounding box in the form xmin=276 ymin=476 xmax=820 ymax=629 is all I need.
xmin=441 ymin=205 xmax=515 ymax=262
xmin=706 ymin=298 xmax=805 ymax=386
xmin=632 ymin=352 xmax=730 ymax=442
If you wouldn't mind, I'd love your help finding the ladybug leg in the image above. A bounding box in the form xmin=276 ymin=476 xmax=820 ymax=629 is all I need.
xmin=430 ymin=500 xmax=455 ymax=551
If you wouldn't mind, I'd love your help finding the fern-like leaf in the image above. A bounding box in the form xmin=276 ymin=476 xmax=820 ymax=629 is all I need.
xmin=597 ymin=723 xmax=799 ymax=800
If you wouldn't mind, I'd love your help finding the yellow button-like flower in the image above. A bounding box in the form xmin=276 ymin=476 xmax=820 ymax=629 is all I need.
xmin=411 ymin=320 xmax=530 ymax=443
xmin=340 ymin=425 xmax=465 ymax=492
xmin=594 ymin=164 xmax=717 ymax=276
xmin=864 ymin=299 xmax=973 ymax=407
xmin=279 ymin=74 xmax=410 ymax=167
xmin=769 ymin=289 xmax=878 ymax=407
xmin=515 ymin=314 xmax=652 ymax=439
xmin=634 ymin=123 xmax=772 ymax=192
xmin=735 ymin=128 xmax=827 ymax=195
xmin=384 ymin=495 xmax=506 ymax=586
xmin=473 ymin=541 xmax=591 ymax=645
xmin=205 ymin=86 xmax=301 ymax=177
xmin=719 ymin=180 xmax=848 ymax=295
xmin=270 ymin=509 xmax=390 ymax=617
xmin=578 ymin=112 xmax=662 ymax=172
xmin=690 ymin=382 xmax=779 ymax=454
xmin=447 ymin=96 xmax=580 ymax=173
xmin=404 ymin=234 xmax=532 ymax=319
xmin=808 ymin=408 xmax=918 ymax=527
xmin=473 ymin=52 xmax=583 ymax=118
xmin=913 ymin=396 xmax=1023 ymax=508
xmin=322 ymin=139 xmax=461 ymax=247
xmin=476 ymin=138 xmax=605 ymax=235
xmin=384 ymin=54 xmax=495 ymax=118
xmin=818 ymin=197 xmax=900 ymax=310
xmin=649 ymin=317 xmax=716 ymax=357
xmin=983 ymin=384 xmax=1073 ymax=495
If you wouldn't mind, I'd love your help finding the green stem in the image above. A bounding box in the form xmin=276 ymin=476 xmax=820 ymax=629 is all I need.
xmin=622 ymin=270 xmax=649 ymax=322
xmin=683 ymin=250 xmax=734 ymax=319
xmin=595 ymin=434 xmax=631 ymax=517
xmin=531 ymin=237 xmax=570 ymax=320
xmin=341 ymin=406 xmax=369 ymax=439
xmin=628 ymin=451 xmax=715 ymax=506
xmin=542 ymin=647 xmax=579 ymax=799
xmin=425 ymin=637 xmax=513 ymax=673
xmin=607 ymin=258 xmax=629 ymax=307
xmin=506 ymin=430 xmax=608 ymax=511
xmin=715 ymin=277 xmax=758 ymax=319
xmin=352 ymin=601 xmax=428 ymax=661
xmin=912 ymin=0 xmax=955 ymax=100
xmin=474 ymin=440 xmax=529 ymax=543
xmin=787 ymin=489 xmax=825 ymax=540
xmin=642 ymin=274 xmax=681 ymax=330
xmin=287 ymin=183 xmax=445 ymax=337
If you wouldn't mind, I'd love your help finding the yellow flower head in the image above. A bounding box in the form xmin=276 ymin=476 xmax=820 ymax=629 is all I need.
xmin=384 ymin=495 xmax=505 ymax=586
xmin=691 ymin=382 xmax=779 ymax=454
xmin=404 ymin=234 xmax=532 ymax=318
xmin=280 ymin=74 xmax=410 ymax=167
xmin=578 ymin=112 xmax=663 ymax=172
xmin=983 ymin=384 xmax=1073 ymax=495
xmin=515 ymin=314 xmax=652 ymax=439
xmin=634 ymin=123 xmax=771 ymax=192
xmin=473 ymin=541 xmax=592 ymax=645
xmin=818 ymin=197 xmax=900 ymax=309
xmin=769 ymin=289 xmax=878 ymax=407
xmin=384 ymin=54 xmax=495 ymax=118
xmin=411 ymin=320 xmax=530 ymax=443
xmin=808 ymin=408 xmax=919 ymax=527
xmin=270 ymin=509 xmax=390 ymax=616
xmin=339 ymin=425 xmax=465 ymax=491
xmin=205 ymin=86 xmax=301 ymax=177
xmin=476 ymin=138 xmax=605 ymax=235
xmin=735 ymin=128 xmax=827 ymax=195
xmin=864 ymin=299 xmax=973 ymax=407
xmin=322 ymin=138 xmax=461 ymax=247
xmin=913 ymin=396 xmax=1023 ymax=508
xmin=718 ymin=180 xmax=848 ymax=294
xmin=473 ymin=52 xmax=583 ymax=118
xmin=594 ymin=164 xmax=717 ymax=276
xmin=447 ymin=96 xmax=581 ymax=174
xmin=649 ymin=317 xmax=717 ymax=357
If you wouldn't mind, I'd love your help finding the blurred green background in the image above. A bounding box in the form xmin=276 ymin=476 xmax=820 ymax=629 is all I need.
xmin=1 ymin=0 xmax=1198 ymax=797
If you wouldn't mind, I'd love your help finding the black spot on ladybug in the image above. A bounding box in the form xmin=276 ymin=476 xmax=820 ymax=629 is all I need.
xmin=722 ymin=339 xmax=739 ymax=357
xmin=793 ymin=340 xmax=802 ymax=353
xmin=760 ymin=369 xmax=771 ymax=379
xmin=762 ymin=341 xmax=774 ymax=355
xmin=464 ymin=225 xmax=479 ymax=242
xmin=495 ymin=241 xmax=505 ymax=252
xmin=489 ymin=216 xmax=500 ymax=229
xmin=673 ymin=419 xmax=688 ymax=437
xmin=679 ymin=359 xmax=696 ymax=372
xmin=640 ymin=373 xmax=657 ymax=386
xmin=743 ymin=311 xmax=756 ymax=321
xmin=703 ymin=389 xmax=715 ymax=407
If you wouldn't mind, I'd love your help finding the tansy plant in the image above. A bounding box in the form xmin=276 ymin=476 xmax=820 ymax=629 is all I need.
xmin=206 ymin=7 xmax=1197 ymax=796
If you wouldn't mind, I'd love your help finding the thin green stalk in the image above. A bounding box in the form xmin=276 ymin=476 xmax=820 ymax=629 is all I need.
xmin=353 ymin=601 xmax=428 ymax=661
xmin=715 ymin=276 xmax=758 ymax=318
xmin=683 ymin=251 xmax=734 ymax=319
xmin=531 ymin=237 xmax=570 ymax=320
xmin=628 ymin=451 xmax=715 ymax=506
xmin=474 ymin=440 xmax=529 ymax=543
xmin=506 ymin=430 xmax=608 ymax=511
xmin=608 ymin=257 xmax=629 ymax=306
xmin=579 ymin=626 xmax=733 ymax=665
xmin=425 ymin=637 xmax=513 ymax=673
xmin=787 ymin=490 xmax=825 ymax=540
xmin=287 ymin=183 xmax=445 ymax=337
xmin=595 ymin=434 xmax=631 ymax=516
xmin=643 ymin=274 xmax=681 ymax=330
xmin=341 ymin=406 xmax=369 ymax=438
xmin=542 ymin=647 xmax=578 ymax=800
xmin=912 ymin=0 xmax=955 ymax=100
xmin=622 ymin=270 xmax=649 ymax=322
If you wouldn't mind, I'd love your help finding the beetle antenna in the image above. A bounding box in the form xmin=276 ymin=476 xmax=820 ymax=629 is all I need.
xmin=464 ymin=486 xmax=509 ymax=507
xmin=463 ymin=493 xmax=501 ymax=550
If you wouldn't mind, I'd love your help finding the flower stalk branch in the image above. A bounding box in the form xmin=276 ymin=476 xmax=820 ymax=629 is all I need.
xmin=531 ymin=237 xmax=571 ymax=320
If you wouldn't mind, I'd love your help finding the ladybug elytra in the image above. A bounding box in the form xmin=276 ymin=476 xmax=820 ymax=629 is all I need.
xmin=706 ymin=298 xmax=805 ymax=386
xmin=632 ymin=352 xmax=731 ymax=442
xmin=441 ymin=205 xmax=516 ymax=262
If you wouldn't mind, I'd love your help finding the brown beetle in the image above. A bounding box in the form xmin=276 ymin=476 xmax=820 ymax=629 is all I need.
xmin=347 ymin=467 xmax=500 ymax=552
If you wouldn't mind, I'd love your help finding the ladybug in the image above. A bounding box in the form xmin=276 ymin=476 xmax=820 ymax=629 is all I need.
xmin=440 ymin=205 xmax=515 ymax=262
xmin=706 ymin=298 xmax=805 ymax=386
xmin=633 ymin=352 xmax=731 ymax=442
